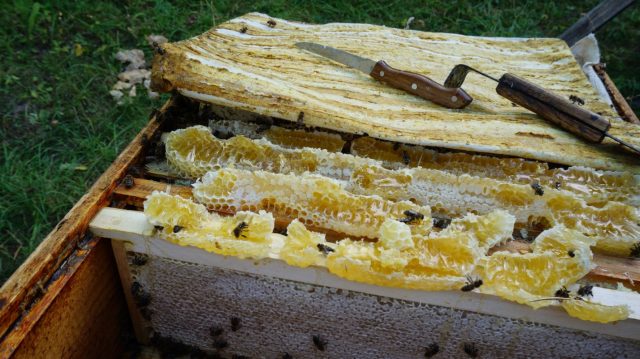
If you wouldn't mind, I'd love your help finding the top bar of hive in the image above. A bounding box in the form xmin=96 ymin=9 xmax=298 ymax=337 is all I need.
xmin=151 ymin=12 xmax=640 ymax=173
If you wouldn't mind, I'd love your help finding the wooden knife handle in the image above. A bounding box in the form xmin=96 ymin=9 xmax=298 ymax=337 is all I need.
xmin=496 ymin=73 xmax=610 ymax=142
xmin=370 ymin=61 xmax=472 ymax=109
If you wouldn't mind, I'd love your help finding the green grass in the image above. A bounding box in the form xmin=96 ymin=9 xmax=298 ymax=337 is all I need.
xmin=1 ymin=0 xmax=638 ymax=282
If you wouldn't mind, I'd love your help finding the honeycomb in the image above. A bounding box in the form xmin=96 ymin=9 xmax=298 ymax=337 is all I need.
xmin=477 ymin=225 xmax=595 ymax=309
xmin=144 ymin=192 xmax=629 ymax=323
xmin=143 ymin=192 xmax=277 ymax=259
xmin=166 ymin=126 xmax=640 ymax=256
xmin=351 ymin=136 xmax=640 ymax=208
xmin=192 ymin=168 xmax=432 ymax=239
xmin=209 ymin=119 xmax=346 ymax=152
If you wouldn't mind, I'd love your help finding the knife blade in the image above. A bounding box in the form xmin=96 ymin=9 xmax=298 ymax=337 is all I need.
xmin=295 ymin=42 xmax=472 ymax=109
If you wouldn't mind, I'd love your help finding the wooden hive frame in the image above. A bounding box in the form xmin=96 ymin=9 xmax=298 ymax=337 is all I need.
xmin=0 ymin=78 xmax=638 ymax=356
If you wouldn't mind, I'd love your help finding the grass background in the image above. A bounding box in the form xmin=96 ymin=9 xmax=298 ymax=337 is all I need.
xmin=1 ymin=0 xmax=638 ymax=283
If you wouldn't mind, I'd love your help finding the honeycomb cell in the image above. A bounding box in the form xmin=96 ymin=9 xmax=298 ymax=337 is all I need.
xmin=192 ymin=168 xmax=432 ymax=239
xmin=279 ymin=220 xmax=335 ymax=268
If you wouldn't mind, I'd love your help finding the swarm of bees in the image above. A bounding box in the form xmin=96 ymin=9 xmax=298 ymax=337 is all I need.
xmin=398 ymin=209 xmax=425 ymax=224
xmin=461 ymin=275 xmax=483 ymax=292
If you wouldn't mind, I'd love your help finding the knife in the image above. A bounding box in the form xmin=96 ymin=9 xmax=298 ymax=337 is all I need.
xmin=295 ymin=42 xmax=472 ymax=109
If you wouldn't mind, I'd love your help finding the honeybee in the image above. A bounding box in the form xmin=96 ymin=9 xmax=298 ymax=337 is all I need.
xmin=317 ymin=243 xmax=335 ymax=255
xmin=173 ymin=225 xmax=184 ymax=233
xmin=312 ymin=335 xmax=327 ymax=351
xmin=210 ymin=325 xmax=223 ymax=337
xmin=461 ymin=275 xmax=483 ymax=292
xmin=463 ymin=342 xmax=478 ymax=358
xmin=297 ymin=111 xmax=305 ymax=128
xmin=568 ymin=250 xmax=575 ymax=258
xmin=231 ymin=317 xmax=241 ymax=331
xmin=432 ymin=216 xmax=451 ymax=229
xmin=530 ymin=181 xmax=544 ymax=196
xmin=402 ymin=150 xmax=410 ymax=165
xmin=555 ymin=286 xmax=570 ymax=298
xmin=239 ymin=26 xmax=248 ymax=33
xmin=630 ymin=242 xmax=640 ymax=258
xmin=399 ymin=209 xmax=424 ymax=224
xmin=424 ymin=342 xmax=440 ymax=357
xmin=267 ymin=19 xmax=277 ymax=27
xmin=123 ymin=174 xmax=135 ymax=189
xmin=131 ymin=281 xmax=151 ymax=307
xmin=233 ymin=222 xmax=249 ymax=238
xmin=212 ymin=338 xmax=228 ymax=349
xmin=569 ymin=95 xmax=585 ymax=106
xmin=131 ymin=253 xmax=149 ymax=266
xmin=577 ymin=284 xmax=593 ymax=298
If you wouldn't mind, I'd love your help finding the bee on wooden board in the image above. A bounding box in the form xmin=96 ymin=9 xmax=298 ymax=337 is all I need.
xmin=424 ymin=342 xmax=440 ymax=357
xmin=312 ymin=335 xmax=327 ymax=351
xmin=463 ymin=342 xmax=478 ymax=358
xmin=461 ymin=275 xmax=483 ymax=292
xmin=569 ymin=95 xmax=585 ymax=106
xmin=233 ymin=221 xmax=249 ymax=238
xmin=239 ymin=26 xmax=248 ymax=33
xmin=267 ymin=19 xmax=277 ymax=27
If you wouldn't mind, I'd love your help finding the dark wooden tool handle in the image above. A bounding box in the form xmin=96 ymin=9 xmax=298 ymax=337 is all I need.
xmin=496 ymin=73 xmax=611 ymax=143
xmin=370 ymin=61 xmax=472 ymax=109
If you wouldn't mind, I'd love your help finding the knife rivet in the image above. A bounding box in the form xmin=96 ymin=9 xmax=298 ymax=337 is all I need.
xmin=411 ymin=83 xmax=417 ymax=90
xmin=451 ymin=96 xmax=458 ymax=102
xmin=379 ymin=71 xmax=384 ymax=77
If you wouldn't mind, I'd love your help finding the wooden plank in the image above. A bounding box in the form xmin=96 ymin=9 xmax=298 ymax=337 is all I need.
xmin=1 ymin=237 xmax=130 ymax=358
xmin=593 ymin=63 xmax=640 ymax=124
xmin=112 ymin=177 xmax=640 ymax=291
xmin=0 ymin=98 xmax=172 ymax=340
xmin=111 ymin=241 xmax=152 ymax=344
xmin=89 ymin=207 xmax=640 ymax=341
xmin=560 ymin=0 xmax=636 ymax=47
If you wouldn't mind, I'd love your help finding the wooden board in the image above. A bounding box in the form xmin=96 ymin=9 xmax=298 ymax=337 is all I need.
xmin=89 ymin=207 xmax=640 ymax=341
xmin=0 ymin=99 xmax=172 ymax=344
xmin=1 ymin=237 xmax=130 ymax=358
xmin=152 ymin=12 xmax=640 ymax=172
xmin=111 ymin=177 xmax=640 ymax=291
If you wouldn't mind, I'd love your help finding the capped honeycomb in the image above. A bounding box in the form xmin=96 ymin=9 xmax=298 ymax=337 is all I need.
xmin=209 ymin=119 xmax=346 ymax=152
xmin=144 ymin=192 xmax=277 ymax=259
xmin=166 ymin=126 xmax=640 ymax=256
xmin=192 ymin=168 xmax=432 ymax=239
xmin=351 ymin=136 xmax=640 ymax=208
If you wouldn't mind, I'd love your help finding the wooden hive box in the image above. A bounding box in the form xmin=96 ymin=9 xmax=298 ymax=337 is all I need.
xmin=1 ymin=13 xmax=640 ymax=358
